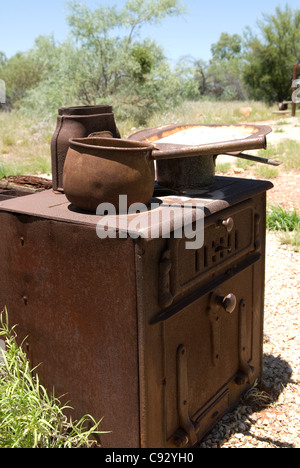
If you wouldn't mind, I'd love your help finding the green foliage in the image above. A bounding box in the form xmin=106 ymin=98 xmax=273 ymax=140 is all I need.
xmin=1 ymin=2 xmax=299 ymax=119
xmin=180 ymin=6 xmax=300 ymax=103
xmin=267 ymin=205 xmax=300 ymax=232
xmin=211 ymin=33 xmax=242 ymax=62
xmin=0 ymin=309 xmax=106 ymax=448
xmin=185 ymin=33 xmax=247 ymax=101
xmin=0 ymin=52 xmax=7 ymax=68
xmin=276 ymin=140 xmax=300 ymax=170
xmin=20 ymin=37 xmax=88 ymax=114
xmin=0 ymin=51 xmax=44 ymax=107
xmin=254 ymin=165 xmax=279 ymax=179
xmin=243 ymin=6 xmax=300 ymax=103
xmin=267 ymin=205 xmax=300 ymax=251
xmin=122 ymin=0 xmax=186 ymax=29
xmin=65 ymin=0 xmax=185 ymax=121
xmin=131 ymin=44 xmax=155 ymax=82
xmin=13 ymin=0 xmax=185 ymax=124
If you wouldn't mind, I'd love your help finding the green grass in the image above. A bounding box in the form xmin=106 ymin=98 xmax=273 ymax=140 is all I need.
xmin=235 ymin=158 xmax=256 ymax=170
xmin=121 ymin=100 xmax=280 ymax=137
xmin=0 ymin=111 xmax=53 ymax=178
xmin=2 ymin=135 xmax=15 ymax=147
xmin=0 ymin=309 xmax=107 ymax=448
xmin=148 ymin=100 xmax=276 ymax=127
xmin=267 ymin=205 xmax=300 ymax=251
xmin=267 ymin=205 xmax=300 ymax=231
xmin=276 ymin=140 xmax=300 ymax=171
xmin=254 ymin=165 xmax=279 ymax=179
xmin=215 ymin=162 xmax=231 ymax=173
xmin=257 ymin=140 xmax=300 ymax=171
xmin=0 ymin=156 xmax=51 ymax=179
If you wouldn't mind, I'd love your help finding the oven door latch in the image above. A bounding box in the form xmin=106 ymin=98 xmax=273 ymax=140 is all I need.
xmin=207 ymin=290 xmax=237 ymax=366
xmin=207 ymin=292 xmax=254 ymax=383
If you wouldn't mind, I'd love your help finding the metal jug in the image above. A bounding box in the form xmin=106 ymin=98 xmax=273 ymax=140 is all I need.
xmin=51 ymin=105 xmax=121 ymax=192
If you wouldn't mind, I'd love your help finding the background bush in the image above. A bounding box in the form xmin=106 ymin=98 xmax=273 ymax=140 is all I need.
xmin=0 ymin=1 xmax=299 ymax=124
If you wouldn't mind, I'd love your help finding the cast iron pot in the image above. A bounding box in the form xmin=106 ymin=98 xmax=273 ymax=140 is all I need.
xmin=63 ymin=137 xmax=155 ymax=212
xmin=63 ymin=135 xmax=268 ymax=212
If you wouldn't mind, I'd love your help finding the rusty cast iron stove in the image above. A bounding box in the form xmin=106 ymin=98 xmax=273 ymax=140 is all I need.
xmin=0 ymin=120 xmax=273 ymax=448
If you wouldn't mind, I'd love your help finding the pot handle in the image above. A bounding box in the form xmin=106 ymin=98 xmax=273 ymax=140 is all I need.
xmin=151 ymin=135 xmax=267 ymax=160
xmin=226 ymin=152 xmax=282 ymax=166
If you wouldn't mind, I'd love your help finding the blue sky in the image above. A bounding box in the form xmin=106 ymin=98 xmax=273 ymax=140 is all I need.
xmin=0 ymin=0 xmax=299 ymax=63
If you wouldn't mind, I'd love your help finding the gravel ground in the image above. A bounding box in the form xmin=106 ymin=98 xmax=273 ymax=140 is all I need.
xmin=199 ymin=232 xmax=300 ymax=448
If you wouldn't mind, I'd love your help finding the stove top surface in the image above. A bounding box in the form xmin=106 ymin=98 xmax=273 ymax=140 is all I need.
xmin=0 ymin=176 xmax=273 ymax=239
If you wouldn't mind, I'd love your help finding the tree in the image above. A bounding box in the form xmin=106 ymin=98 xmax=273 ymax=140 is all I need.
xmin=211 ymin=33 xmax=242 ymax=62
xmin=175 ymin=33 xmax=248 ymax=102
xmin=6 ymin=0 xmax=186 ymax=122
xmin=20 ymin=36 xmax=89 ymax=114
xmin=243 ymin=5 xmax=300 ymax=103
xmin=208 ymin=32 xmax=247 ymax=100
xmin=174 ymin=56 xmax=207 ymax=100
xmin=0 ymin=51 xmax=44 ymax=108
xmin=65 ymin=0 xmax=186 ymax=119
xmin=0 ymin=52 xmax=7 ymax=68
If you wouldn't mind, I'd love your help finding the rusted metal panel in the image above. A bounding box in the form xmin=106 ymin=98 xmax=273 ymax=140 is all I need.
xmin=0 ymin=212 xmax=139 ymax=448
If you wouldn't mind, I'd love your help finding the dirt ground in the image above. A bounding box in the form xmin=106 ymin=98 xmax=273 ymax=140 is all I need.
xmin=262 ymin=116 xmax=300 ymax=145
xmin=217 ymin=116 xmax=300 ymax=210
xmin=253 ymin=116 xmax=300 ymax=211
xmin=219 ymin=168 xmax=300 ymax=212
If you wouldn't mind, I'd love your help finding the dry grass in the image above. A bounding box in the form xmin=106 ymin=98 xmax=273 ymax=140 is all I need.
xmin=0 ymin=101 xmax=295 ymax=177
xmin=122 ymin=100 xmax=280 ymax=137
xmin=0 ymin=111 xmax=54 ymax=178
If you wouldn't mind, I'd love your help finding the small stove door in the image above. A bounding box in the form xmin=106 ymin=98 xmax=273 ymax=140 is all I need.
xmin=163 ymin=264 xmax=262 ymax=447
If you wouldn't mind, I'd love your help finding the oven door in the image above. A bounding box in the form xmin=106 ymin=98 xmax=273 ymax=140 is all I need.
xmin=162 ymin=263 xmax=262 ymax=447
